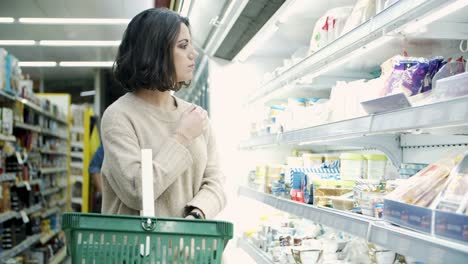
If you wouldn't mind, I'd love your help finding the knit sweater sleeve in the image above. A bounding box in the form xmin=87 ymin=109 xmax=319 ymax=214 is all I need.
xmin=101 ymin=112 xmax=193 ymax=211
xmin=186 ymin=120 xmax=227 ymax=219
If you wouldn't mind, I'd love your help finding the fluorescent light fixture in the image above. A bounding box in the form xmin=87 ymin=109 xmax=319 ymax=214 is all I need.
xmin=19 ymin=18 xmax=130 ymax=25
xmin=0 ymin=17 xmax=14 ymax=23
xmin=80 ymin=90 xmax=96 ymax=97
xmin=0 ymin=40 xmax=36 ymax=46
xmin=18 ymin=61 xmax=57 ymax=67
xmin=403 ymin=0 xmax=468 ymax=34
xmin=179 ymin=0 xmax=192 ymax=17
xmin=40 ymin=40 xmax=121 ymax=47
xmin=59 ymin=61 xmax=114 ymax=67
xmin=235 ymin=24 xmax=279 ymax=62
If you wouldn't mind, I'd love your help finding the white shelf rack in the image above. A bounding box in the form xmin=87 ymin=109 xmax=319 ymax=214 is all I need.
xmin=239 ymin=186 xmax=468 ymax=264
xmin=40 ymin=167 xmax=68 ymax=174
xmin=247 ymin=0 xmax=457 ymax=104
xmin=237 ymin=238 xmax=274 ymax=264
xmin=240 ymin=96 xmax=468 ymax=167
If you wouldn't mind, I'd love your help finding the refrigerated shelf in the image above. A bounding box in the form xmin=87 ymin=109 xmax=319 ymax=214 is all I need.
xmin=0 ymin=134 xmax=16 ymax=142
xmin=239 ymin=186 xmax=468 ymax=264
xmin=0 ymin=234 xmax=41 ymax=260
xmin=40 ymin=167 xmax=68 ymax=174
xmin=237 ymin=238 xmax=274 ymax=264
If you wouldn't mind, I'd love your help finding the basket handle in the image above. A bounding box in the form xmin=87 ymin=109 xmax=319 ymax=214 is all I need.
xmin=141 ymin=149 xmax=155 ymax=217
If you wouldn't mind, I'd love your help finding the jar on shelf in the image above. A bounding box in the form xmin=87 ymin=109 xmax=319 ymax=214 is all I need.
xmin=340 ymin=153 xmax=366 ymax=180
xmin=302 ymin=153 xmax=323 ymax=168
xmin=364 ymin=154 xmax=388 ymax=180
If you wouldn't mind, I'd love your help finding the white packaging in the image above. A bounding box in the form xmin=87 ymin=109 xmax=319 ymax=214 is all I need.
xmin=365 ymin=154 xmax=388 ymax=180
xmin=2 ymin=107 xmax=13 ymax=135
xmin=340 ymin=153 xmax=366 ymax=179
xmin=342 ymin=0 xmax=376 ymax=36
xmin=302 ymin=153 xmax=323 ymax=168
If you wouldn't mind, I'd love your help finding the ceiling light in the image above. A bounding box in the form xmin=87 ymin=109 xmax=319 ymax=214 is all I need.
xmin=18 ymin=61 xmax=57 ymax=67
xmin=80 ymin=90 xmax=96 ymax=97
xmin=19 ymin=18 xmax=130 ymax=25
xmin=0 ymin=40 xmax=36 ymax=46
xmin=40 ymin=40 xmax=121 ymax=47
xmin=0 ymin=17 xmax=14 ymax=23
xmin=59 ymin=61 xmax=114 ymax=67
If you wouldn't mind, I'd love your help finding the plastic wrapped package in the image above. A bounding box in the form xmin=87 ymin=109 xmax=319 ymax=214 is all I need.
xmin=385 ymin=152 xmax=465 ymax=207
xmin=432 ymin=61 xmax=466 ymax=90
xmin=382 ymin=56 xmax=430 ymax=97
xmin=436 ymin=153 xmax=468 ymax=214
xmin=309 ymin=7 xmax=353 ymax=54
xmin=0 ymin=48 xmax=6 ymax=90
xmin=342 ymin=0 xmax=376 ymax=36
xmin=421 ymin=56 xmax=444 ymax=93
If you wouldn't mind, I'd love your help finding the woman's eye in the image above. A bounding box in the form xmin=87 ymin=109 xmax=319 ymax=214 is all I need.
xmin=180 ymin=44 xmax=188 ymax=49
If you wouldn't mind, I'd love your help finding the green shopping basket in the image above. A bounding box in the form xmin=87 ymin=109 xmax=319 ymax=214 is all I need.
xmin=62 ymin=149 xmax=234 ymax=264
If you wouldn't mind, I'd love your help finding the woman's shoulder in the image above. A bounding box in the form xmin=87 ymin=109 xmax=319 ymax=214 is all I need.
xmin=101 ymin=93 xmax=135 ymax=131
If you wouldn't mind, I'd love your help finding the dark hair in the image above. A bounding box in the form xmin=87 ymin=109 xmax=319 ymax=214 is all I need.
xmin=114 ymin=8 xmax=190 ymax=92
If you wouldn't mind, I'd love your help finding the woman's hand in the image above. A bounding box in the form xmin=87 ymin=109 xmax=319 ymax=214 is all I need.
xmin=175 ymin=105 xmax=207 ymax=146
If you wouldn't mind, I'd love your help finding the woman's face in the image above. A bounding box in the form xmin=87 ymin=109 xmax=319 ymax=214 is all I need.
xmin=173 ymin=23 xmax=199 ymax=82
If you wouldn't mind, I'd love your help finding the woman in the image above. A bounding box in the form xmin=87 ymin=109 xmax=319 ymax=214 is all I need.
xmin=100 ymin=8 xmax=226 ymax=220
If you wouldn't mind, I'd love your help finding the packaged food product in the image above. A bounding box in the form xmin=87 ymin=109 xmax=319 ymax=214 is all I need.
xmin=342 ymin=0 xmax=376 ymax=35
xmin=386 ymin=152 xmax=464 ymax=207
xmin=340 ymin=153 xmax=366 ymax=180
xmin=436 ymin=154 xmax=468 ymax=213
xmin=382 ymin=57 xmax=430 ymax=97
xmin=309 ymin=7 xmax=353 ymax=54
xmin=364 ymin=154 xmax=387 ymax=180
xmin=302 ymin=153 xmax=323 ymax=168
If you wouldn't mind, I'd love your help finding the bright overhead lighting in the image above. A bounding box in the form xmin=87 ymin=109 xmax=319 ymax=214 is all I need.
xmin=80 ymin=90 xmax=96 ymax=97
xmin=59 ymin=61 xmax=114 ymax=67
xmin=0 ymin=40 xmax=36 ymax=46
xmin=18 ymin=61 xmax=57 ymax=67
xmin=40 ymin=40 xmax=121 ymax=47
xmin=19 ymin=18 xmax=130 ymax=25
xmin=0 ymin=17 xmax=14 ymax=23
xmin=403 ymin=0 xmax=468 ymax=34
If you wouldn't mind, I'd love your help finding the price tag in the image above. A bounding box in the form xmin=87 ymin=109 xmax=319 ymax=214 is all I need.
xmin=20 ymin=210 xmax=29 ymax=224
xmin=25 ymin=182 xmax=31 ymax=191
xmin=16 ymin=151 xmax=24 ymax=165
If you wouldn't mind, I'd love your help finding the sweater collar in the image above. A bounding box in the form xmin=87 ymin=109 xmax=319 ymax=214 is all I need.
xmin=125 ymin=92 xmax=189 ymax=123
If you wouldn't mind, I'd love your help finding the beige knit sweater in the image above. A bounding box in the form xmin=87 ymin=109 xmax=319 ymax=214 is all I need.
xmin=100 ymin=92 xmax=226 ymax=219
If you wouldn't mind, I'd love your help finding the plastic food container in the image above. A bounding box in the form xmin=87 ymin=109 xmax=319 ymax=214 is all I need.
xmin=340 ymin=153 xmax=365 ymax=179
xmin=287 ymin=157 xmax=303 ymax=167
xmin=324 ymin=153 xmax=340 ymax=163
xmin=365 ymin=154 xmax=388 ymax=180
xmin=302 ymin=153 xmax=323 ymax=168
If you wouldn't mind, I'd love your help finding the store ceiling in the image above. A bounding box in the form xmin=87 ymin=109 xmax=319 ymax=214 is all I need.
xmin=0 ymin=0 xmax=153 ymax=80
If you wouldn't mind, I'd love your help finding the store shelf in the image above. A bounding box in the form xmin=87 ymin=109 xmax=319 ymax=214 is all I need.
xmin=0 ymin=211 xmax=18 ymax=224
xmin=0 ymin=134 xmax=16 ymax=142
xmin=240 ymin=97 xmax=468 ymax=167
xmin=369 ymin=222 xmax=468 ymax=264
xmin=49 ymin=247 xmax=67 ymax=264
xmin=72 ymin=175 xmax=83 ymax=183
xmin=70 ymin=152 xmax=83 ymax=159
xmin=40 ymin=149 xmax=68 ymax=156
xmin=40 ymin=229 xmax=61 ymax=244
xmin=14 ymin=122 xmax=42 ymax=133
xmin=16 ymin=179 xmax=42 ymax=187
xmin=42 ymin=187 xmax=60 ymax=196
xmin=239 ymin=186 xmax=468 ymax=264
xmin=237 ymin=238 xmax=274 ymax=264
xmin=70 ymin=162 xmax=83 ymax=169
xmin=23 ymin=204 xmax=43 ymax=216
xmin=42 ymin=129 xmax=68 ymax=140
xmin=71 ymin=126 xmax=84 ymax=134
xmin=41 ymin=207 xmax=59 ymax=219
xmin=0 ymin=234 xmax=41 ymax=260
xmin=40 ymin=167 xmax=68 ymax=174
xmin=17 ymin=97 xmax=67 ymax=125
xmin=71 ymin=197 xmax=83 ymax=205
xmin=71 ymin=141 xmax=84 ymax=149
xmin=58 ymin=198 xmax=67 ymax=207
xmin=0 ymin=173 xmax=16 ymax=183
xmin=247 ymin=0 xmax=449 ymax=104
xmin=239 ymin=186 xmax=374 ymax=238
xmin=0 ymin=89 xmax=16 ymax=101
